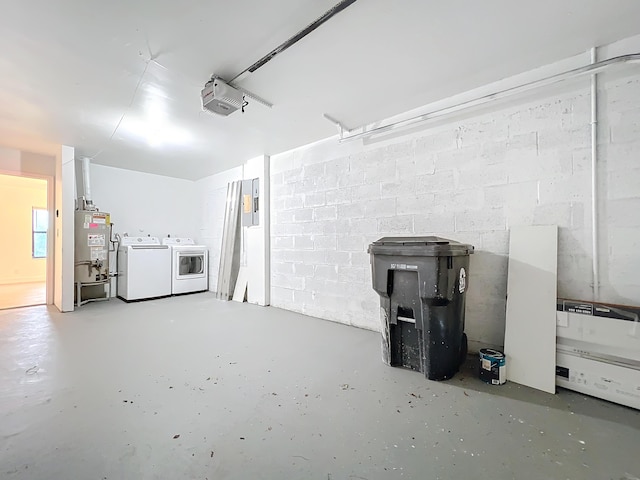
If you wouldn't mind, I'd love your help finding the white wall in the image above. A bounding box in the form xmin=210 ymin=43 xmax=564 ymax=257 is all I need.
xmin=88 ymin=163 xmax=199 ymax=295
xmin=0 ymin=175 xmax=48 ymax=284
xmin=598 ymin=75 xmax=640 ymax=301
xmin=55 ymin=145 xmax=75 ymax=312
xmin=195 ymin=156 xmax=270 ymax=304
xmin=269 ymin=73 xmax=640 ymax=352
xmin=243 ymin=156 xmax=270 ymax=306
xmin=0 ymin=147 xmax=56 ymax=177
xmin=89 ymin=163 xmax=198 ymax=240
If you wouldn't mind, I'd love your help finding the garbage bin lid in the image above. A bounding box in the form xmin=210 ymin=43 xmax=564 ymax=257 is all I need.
xmin=372 ymin=236 xmax=452 ymax=246
xmin=368 ymin=236 xmax=474 ymax=256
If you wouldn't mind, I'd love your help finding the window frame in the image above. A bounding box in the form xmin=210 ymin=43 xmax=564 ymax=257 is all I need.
xmin=32 ymin=207 xmax=48 ymax=259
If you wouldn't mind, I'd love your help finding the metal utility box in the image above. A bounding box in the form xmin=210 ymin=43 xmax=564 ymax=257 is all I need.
xmin=368 ymin=236 xmax=474 ymax=381
xmin=241 ymin=178 xmax=259 ymax=226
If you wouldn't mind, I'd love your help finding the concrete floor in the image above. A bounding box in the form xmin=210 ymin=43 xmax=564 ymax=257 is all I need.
xmin=1 ymin=294 xmax=639 ymax=480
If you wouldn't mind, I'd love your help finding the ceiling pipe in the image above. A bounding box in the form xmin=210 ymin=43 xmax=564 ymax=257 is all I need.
xmin=337 ymin=53 xmax=640 ymax=143
xmin=590 ymin=47 xmax=600 ymax=301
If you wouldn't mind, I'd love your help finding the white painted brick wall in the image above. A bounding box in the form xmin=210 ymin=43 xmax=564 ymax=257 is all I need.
xmin=270 ymin=74 xmax=640 ymax=351
xmin=598 ymin=74 xmax=640 ymax=303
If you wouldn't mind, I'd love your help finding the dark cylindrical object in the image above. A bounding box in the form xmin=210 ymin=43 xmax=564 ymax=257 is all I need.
xmin=368 ymin=236 xmax=474 ymax=381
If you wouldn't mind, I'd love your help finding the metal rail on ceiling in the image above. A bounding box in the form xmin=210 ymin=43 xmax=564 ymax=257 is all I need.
xmin=332 ymin=53 xmax=640 ymax=142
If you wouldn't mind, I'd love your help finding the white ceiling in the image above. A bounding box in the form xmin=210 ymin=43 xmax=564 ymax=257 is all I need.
xmin=1 ymin=0 xmax=640 ymax=180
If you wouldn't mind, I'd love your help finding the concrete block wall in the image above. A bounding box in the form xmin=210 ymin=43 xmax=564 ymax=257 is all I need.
xmin=270 ymin=74 xmax=640 ymax=351
xmin=598 ymin=75 xmax=640 ymax=302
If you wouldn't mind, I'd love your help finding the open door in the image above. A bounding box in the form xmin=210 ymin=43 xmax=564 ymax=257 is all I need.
xmin=0 ymin=173 xmax=51 ymax=310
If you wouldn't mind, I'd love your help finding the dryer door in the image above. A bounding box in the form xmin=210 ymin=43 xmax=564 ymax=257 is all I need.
xmin=176 ymin=251 xmax=206 ymax=279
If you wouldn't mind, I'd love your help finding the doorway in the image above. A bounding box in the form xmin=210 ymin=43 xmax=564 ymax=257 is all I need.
xmin=0 ymin=174 xmax=50 ymax=309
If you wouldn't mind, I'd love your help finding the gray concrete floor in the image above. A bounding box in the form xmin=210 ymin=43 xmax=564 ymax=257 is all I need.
xmin=1 ymin=293 xmax=639 ymax=480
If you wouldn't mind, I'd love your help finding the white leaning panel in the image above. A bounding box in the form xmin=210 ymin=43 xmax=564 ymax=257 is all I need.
xmin=504 ymin=225 xmax=558 ymax=394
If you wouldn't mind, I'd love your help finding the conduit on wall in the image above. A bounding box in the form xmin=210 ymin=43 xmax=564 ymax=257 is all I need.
xmin=329 ymin=53 xmax=640 ymax=143
xmin=590 ymin=47 xmax=600 ymax=301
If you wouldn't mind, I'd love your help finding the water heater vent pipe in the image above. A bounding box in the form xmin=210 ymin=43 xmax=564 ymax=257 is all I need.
xmin=81 ymin=156 xmax=93 ymax=205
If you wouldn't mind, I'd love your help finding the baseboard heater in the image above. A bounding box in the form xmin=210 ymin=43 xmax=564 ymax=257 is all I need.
xmin=556 ymin=298 xmax=640 ymax=410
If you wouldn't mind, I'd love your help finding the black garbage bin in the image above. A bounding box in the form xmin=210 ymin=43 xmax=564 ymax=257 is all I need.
xmin=368 ymin=236 xmax=474 ymax=381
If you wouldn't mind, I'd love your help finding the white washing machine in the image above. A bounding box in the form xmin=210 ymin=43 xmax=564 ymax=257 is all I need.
xmin=162 ymin=238 xmax=209 ymax=295
xmin=117 ymin=237 xmax=172 ymax=301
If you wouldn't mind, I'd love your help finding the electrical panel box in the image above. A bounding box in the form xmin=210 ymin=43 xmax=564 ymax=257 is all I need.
xmin=241 ymin=178 xmax=259 ymax=226
xmin=252 ymin=178 xmax=259 ymax=226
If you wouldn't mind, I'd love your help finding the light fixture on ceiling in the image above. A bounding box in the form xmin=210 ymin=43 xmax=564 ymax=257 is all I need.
xmin=124 ymin=117 xmax=192 ymax=148
xmin=123 ymin=87 xmax=192 ymax=147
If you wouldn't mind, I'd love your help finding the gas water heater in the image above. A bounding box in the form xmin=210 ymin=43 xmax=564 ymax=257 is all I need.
xmin=74 ymin=157 xmax=112 ymax=306
xmin=74 ymin=205 xmax=112 ymax=306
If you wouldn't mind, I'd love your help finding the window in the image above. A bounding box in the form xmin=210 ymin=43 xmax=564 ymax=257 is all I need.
xmin=32 ymin=208 xmax=48 ymax=258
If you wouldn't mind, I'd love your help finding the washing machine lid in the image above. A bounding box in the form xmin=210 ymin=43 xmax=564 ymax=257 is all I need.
xmin=121 ymin=236 xmax=161 ymax=246
xmin=162 ymin=237 xmax=195 ymax=246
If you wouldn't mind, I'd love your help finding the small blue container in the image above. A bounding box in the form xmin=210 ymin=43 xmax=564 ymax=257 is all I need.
xmin=479 ymin=348 xmax=506 ymax=385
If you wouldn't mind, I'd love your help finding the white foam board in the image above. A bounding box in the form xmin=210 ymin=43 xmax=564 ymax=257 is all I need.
xmin=504 ymin=225 xmax=558 ymax=394
xmin=232 ymin=266 xmax=248 ymax=303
